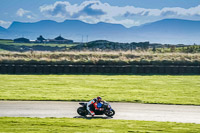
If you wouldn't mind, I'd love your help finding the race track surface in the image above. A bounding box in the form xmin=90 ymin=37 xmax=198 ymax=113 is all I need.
xmin=0 ymin=101 xmax=200 ymax=124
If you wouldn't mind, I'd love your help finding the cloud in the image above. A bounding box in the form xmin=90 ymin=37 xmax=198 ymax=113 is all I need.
xmin=16 ymin=8 xmax=36 ymax=19
xmin=16 ymin=8 xmax=30 ymax=17
xmin=39 ymin=1 xmax=200 ymax=27
xmin=72 ymin=1 xmax=106 ymax=18
xmin=40 ymin=1 xmax=70 ymax=18
xmin=40 ymin=1 xmax=106 ymax=18
xmin=27 ymin=15 xmax=34 ymax=19
xmin=0 ymin=20 xmax=11 ymax=28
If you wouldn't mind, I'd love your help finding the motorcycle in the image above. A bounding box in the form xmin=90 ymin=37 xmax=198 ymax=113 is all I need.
xmin=77 ymin=101 xmax=115 ymax=117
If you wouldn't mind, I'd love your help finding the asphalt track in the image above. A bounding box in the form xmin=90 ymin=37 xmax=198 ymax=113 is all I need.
xmin=0 ymin=101 xmax=200 ymax=124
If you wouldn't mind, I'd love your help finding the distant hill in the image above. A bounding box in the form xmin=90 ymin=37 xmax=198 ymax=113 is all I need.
xmin=131 ymin=19 xmax=200 ymax=44
xmin=8 ymin=20 xmax=126 ymax=33
xmin=0 ymin=26 xmax=8 ymax=39
xmin=1 ymin=19 xmax=200 ymax=44
xmin=0 ymin=26 xmax=6 ymax=32
xmin=6 ymin=20 xmax=127 ymax=41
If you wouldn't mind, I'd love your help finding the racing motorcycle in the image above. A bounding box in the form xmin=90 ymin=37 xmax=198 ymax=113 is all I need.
xmin=77 ymin=101 xmax=115 ymax=117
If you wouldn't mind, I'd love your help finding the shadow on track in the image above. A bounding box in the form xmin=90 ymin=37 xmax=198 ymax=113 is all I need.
xmin=73 ymin=116 xmax=113 ymax=120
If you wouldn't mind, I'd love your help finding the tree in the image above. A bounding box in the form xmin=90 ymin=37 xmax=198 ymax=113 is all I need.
xmin=170 ymin=46 xmax=176 ymax=52
xmin=152 ymin=46 xmax=156 ymax=53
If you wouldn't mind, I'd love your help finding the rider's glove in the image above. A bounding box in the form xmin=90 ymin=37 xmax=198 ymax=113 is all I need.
xmin=99 ymin=108 xmax=104 ymax=111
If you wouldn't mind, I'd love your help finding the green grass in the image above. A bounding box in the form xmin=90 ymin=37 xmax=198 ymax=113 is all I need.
xmin=0 ymin=75 xmax=200 ymax=105
xmin=0 ymin=40 xmax=77 ymax=47
xmin=0 ymin=48 xmax=6 ymax=51
xmin=0 ymin=117 xmax=200 ymax=133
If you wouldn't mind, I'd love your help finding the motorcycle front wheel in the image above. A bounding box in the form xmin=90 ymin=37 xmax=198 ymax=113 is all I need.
xmin=105 ymin=109 xmax=115 ymax=117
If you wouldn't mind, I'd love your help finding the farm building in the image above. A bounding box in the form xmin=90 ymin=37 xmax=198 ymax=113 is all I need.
xmin=14 ymin=37 xmax=30 ymax=43
xmin=13 ymin=35 xmax=73 ymax=44
xmin=36 ymin=35 xmax=46 ymax=43
xmin=47 ymin=35 xmax=73 ymax=44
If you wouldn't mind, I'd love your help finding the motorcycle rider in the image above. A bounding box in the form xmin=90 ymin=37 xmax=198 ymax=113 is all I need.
xmin=87 ymin=96 xmax=104 ymax=117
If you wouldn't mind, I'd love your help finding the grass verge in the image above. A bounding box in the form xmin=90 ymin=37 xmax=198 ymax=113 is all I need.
xmin=0 ymin=75 xmax=200 ymax=105
xmin=0 ymin=117 xmax=200 ymax=133
xmin=0 ymin=40 xmax=76 ymax=47
xmin=1 ymin=51 xmax=200 ymax=66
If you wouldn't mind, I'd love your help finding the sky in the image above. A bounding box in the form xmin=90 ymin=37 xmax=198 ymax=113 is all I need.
xmin=1 ymin=0 xmax=200 ymax=28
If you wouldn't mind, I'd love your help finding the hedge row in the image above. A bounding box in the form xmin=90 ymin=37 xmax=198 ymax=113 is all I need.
xmin=1 ymin=59 xmax=200 ymax=66
xmin=0 ymin=64 xmax=199 ymax=74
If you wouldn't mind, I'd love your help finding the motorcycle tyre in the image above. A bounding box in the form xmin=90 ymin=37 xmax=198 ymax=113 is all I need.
xmin=105 ymin=109 xmax=115 ymax=117
xmin=77 ymin=107 xmax=87 ymax=116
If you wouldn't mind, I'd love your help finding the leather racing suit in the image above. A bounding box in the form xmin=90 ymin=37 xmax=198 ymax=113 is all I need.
xmin=87 ymin=98 xmax=102 ymax=116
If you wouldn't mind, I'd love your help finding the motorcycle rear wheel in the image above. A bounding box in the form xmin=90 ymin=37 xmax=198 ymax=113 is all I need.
xmin=77 ymin=107 xmax=87 ymax=116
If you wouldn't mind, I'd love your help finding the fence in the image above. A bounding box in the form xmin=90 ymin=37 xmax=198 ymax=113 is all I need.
xmin=0 ymin=64 xmax=199 ymax=74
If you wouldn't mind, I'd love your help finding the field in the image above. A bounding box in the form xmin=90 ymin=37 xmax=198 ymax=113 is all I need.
xmin=0 ymin=51 xmax=200 ymax=65
xmin=1 ymin=39 xmax=200 ymax=65
xmin=0 ymin=117 xmax=200 ymax=133
xmin=0 ymin=75 xmax=200 ymax=105
xmin=1 ymin=41 xmax=200 ymax=132
xmin=0 ymin=40 xmax=76 ymax=47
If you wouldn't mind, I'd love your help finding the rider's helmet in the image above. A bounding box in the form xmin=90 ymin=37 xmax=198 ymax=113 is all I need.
xmin=97 ymin=96 xmax=102 ymax=102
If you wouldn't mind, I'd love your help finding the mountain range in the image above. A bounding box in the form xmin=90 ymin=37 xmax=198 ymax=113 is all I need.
xmin=0 ymin=19 xmax=200 ymax=44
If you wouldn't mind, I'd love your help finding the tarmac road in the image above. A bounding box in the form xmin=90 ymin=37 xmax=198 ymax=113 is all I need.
xmin=0 ymin=101 xmax=200 ymax=124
